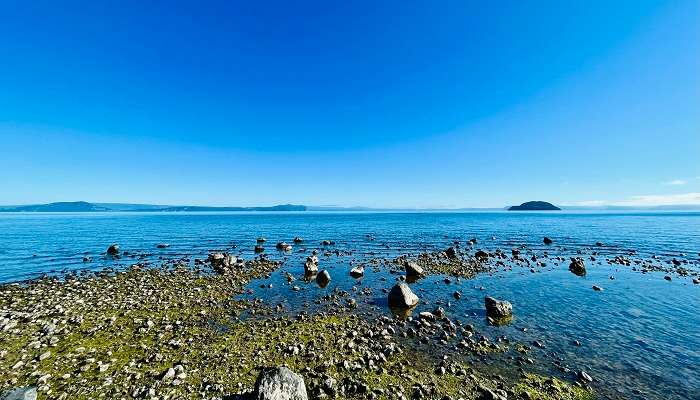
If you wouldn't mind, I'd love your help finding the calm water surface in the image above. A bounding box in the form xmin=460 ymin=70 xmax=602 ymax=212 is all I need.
xmin=0 ymin=211 xmax=699 ymax=399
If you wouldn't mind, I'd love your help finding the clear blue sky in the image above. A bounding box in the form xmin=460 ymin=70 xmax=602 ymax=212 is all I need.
xmin=0 ymin=0 xmax=698 ymax=208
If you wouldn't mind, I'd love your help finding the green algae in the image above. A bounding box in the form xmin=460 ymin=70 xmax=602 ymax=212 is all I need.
xmin=514 ymin=373 xmax=595 ymax=400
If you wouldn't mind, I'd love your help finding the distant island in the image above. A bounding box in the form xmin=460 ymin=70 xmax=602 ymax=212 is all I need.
xmin=0 ymin=201 xmax=307 ymax=212
xmin=508 ymin=201 xmax=561 ymax=211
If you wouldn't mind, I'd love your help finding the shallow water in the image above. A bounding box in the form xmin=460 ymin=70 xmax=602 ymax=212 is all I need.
xmin=1 ymin=211 xmax=699 ymax=399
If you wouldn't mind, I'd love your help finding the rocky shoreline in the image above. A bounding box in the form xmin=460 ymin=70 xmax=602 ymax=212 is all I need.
xmin=0 ymin=244 xmax=601 ymax=400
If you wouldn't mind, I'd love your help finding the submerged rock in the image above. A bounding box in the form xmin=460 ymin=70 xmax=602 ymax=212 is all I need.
xmin=106 ymin=244 xmax=120 ymax=256
xmin=156 ymin=243 xmax=170 ymax=249
xmin=484 ymin=296 xmax=512 ymax=319
xmin=388 ymin=283 xmax=419 ymax=308
xmin=255 ymin=245 xmax=265 ymax=253
xmin=543 ymin=237 xmax=553 ymax=245
xmin=569 ymin=258 xmax=586 ymax=276
xmin=293 ymin=237 xmax=303 ymax=243
xmin=0 ymin=387 xmax=38 ymax=400
xmin=445 ymin=247 xmax=458 ymax=259
xmin=254 ymin=366 xmax=308 ymax=400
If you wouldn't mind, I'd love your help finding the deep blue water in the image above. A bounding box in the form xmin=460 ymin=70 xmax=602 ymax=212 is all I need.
xmin=0 ymin=211 xmax=699 ymax=400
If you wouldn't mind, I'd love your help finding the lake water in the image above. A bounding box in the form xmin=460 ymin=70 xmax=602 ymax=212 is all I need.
xmin=0 ymin=211 xmax=699 ymax=399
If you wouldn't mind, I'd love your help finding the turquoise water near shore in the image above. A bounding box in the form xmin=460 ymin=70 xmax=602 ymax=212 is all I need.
xmin=0 ymin=211 xmax=699 ymax=399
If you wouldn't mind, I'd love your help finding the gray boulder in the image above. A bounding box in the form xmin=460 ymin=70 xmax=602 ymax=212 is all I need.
xmin=388 ymin=283 xmax=419 ymax=309
xmin=404 ymin=261 xmax=424 ymax=278
xmin=254 ymin=366 xmax=308 ymax=400
xmin=484 ymin=296 xmax=512 ymax=319
xmin=0 ymin=387 xmax=37 ymax=400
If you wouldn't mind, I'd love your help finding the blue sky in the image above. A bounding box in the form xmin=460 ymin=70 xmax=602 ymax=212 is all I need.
xmin=0 ymin=0 xmax=698 ymax=208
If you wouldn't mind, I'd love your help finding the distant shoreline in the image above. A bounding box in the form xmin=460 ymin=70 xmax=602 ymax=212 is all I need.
xmin=1 ymin=201 xmax=700 ymax=213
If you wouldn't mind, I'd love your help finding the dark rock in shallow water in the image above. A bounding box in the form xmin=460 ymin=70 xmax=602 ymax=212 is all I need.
xmin=388 ymin=282 xmax=419 ymax=308
xmin=316 ymin=270 xmax=331 ymax=287
xmin=0 ymin=387 xmax=37 ymax=400
xmin=256 ymin=237 xmax=266 ymax=243
xmin=508 ymin=201 xmax=561 ymax=211
xmin=276 ymin=242 xmax=292 ymax=251
xmin=569 ymin=257 xmax=586 ymax=276
xmin=349 ymin=266 xmax=364 ymax=278
xmin=484 ymin=296 xmax=512 ymax=319
xmin=543 ymin=237 xmax=553 ymax=245
xmin=577 ymin=370 xmax=593 ymax=383
xmin=254 ymin=245 xmax=265 ymax=253
xmin=106 ymin=243 xmax=120 ymax=255
xmin=404 ymin=261 xmax=424 ymax=278
xmin=474 ymin=250 xmax=489 ymax=259
xmin=156 ymin=243 xmax=170 ymax=248
xmin=253 ymin=366 xmax=308 ymax=400
xmin=304 ymin=255 xmax=318 ymax=274
xmin=445 ymin=247 xmax=458 ymax=259
xmin=293 ymin=237 xmax=303 ymax=243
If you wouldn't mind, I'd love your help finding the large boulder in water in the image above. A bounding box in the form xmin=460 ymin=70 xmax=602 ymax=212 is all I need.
xmin=404 ymin=261 xmax=424 ymax=278
xmin=254 ymin=366 xmax=308 ymax=400
xmin=0 ymin=387 xmax=38 ymax=400
xmin=304 ymin=255 xmax=318 ymax=275
xmin=569 ymin=258 xmax=586 ymax=276
xmin=388 ymin=283 xmax=419 ymax=309
xmin=484 ymin=296 xmax=512 ymax=319
xmin=349 ymin=266 xmax=364 ymax=278
xmin=106 ymin=244 xmax=120 ymax=256
xmin=316 ymin=270 xmax=331 ymax=287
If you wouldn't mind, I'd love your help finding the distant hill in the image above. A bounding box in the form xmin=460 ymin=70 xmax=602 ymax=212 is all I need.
xmin=508 ymin=201 xmax=561 ymax=211
xmin=4 ymin=201 xmax=111 ymax=212
xmin=0 ymin=201 xmax=306 ymax=212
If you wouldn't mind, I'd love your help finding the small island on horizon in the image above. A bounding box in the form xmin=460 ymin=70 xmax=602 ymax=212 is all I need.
xmin=508 ymin=201 xmax=561 ymax=211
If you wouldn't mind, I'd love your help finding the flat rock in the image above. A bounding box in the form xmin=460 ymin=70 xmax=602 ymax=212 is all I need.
xmin=0 ymin=387 xmax=38 ymax=400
